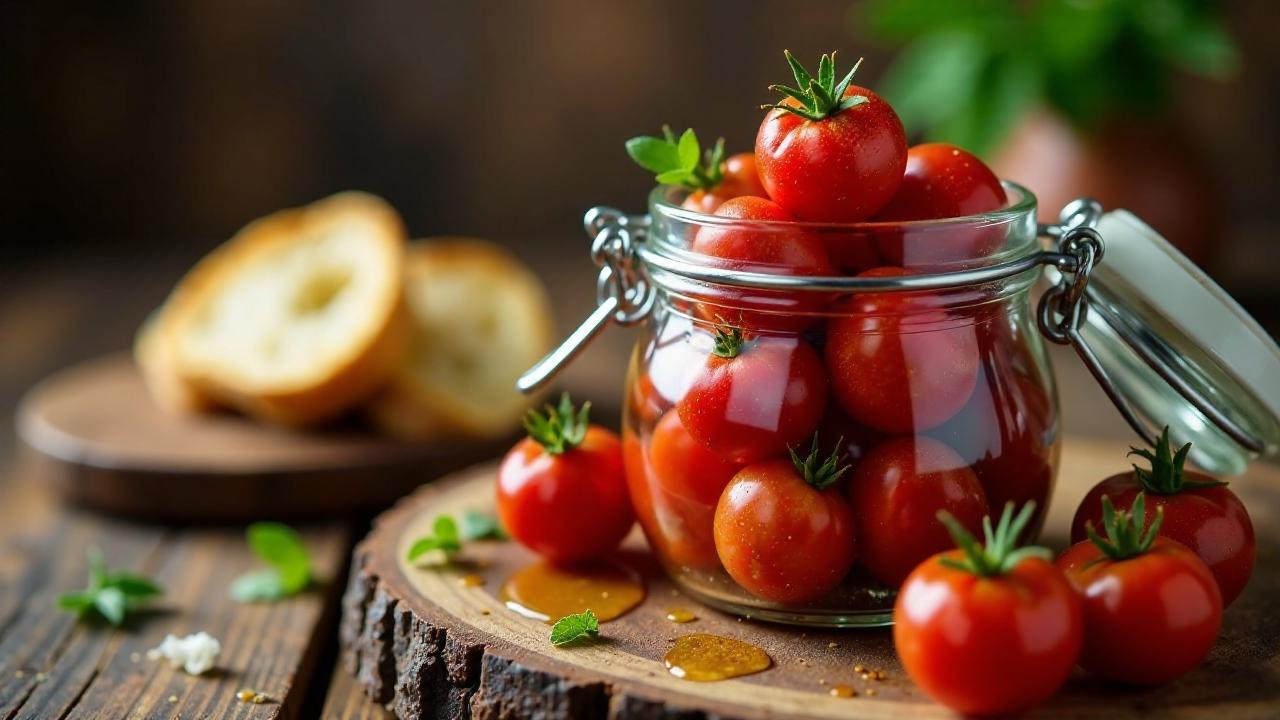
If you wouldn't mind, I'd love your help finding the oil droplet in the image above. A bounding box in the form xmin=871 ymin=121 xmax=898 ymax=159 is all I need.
xmin=829 ymin=684 xmax=857 ymax=698
xmin=459 ymin=574 xmax=485 ymax=587
xmin=500 ymin=560 xmax=644 ymax=623
xmin=664 ymin=634 xmax=772 ymax=682
xmin=665 ymin=608 xmax=697 ymax=624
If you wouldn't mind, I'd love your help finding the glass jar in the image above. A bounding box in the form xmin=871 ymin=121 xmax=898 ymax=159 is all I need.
xmin=617 ymin=184 xmax=1053 ymax=625
xmin=518 ymin=184 xmax=1280 ymax=628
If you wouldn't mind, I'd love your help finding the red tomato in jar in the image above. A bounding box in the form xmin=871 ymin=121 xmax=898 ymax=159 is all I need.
xmin=498 ymin=395 xmax=633 ymax=565
xmin=678 ymin=327 xmax=827 ymax=464
xmin=755 ymin=52 xmax=906 ymax=222
xmin=824 ymin=267 xmax=980 ymax=434
xmin=895 ymin=503 xmax=1082 ymax=716
xmin=650 ymin=409 xmax=742 ymax=505
xmin=928 ymin=325 xmax=1059 ymax=538
xmin=623 ymin=424 xmax=721 ymax=569
xmin=690 ymin=195 xmax=834 ymax=329
xmin=849 ymin=436 xmax=987 ymax=587
xmin=1058 ymin=494 xmax=1222 ymax=685
xmin=713 ymin=441 xmax=857 ymax=603
xmin=1070 ymin=427 xmax=1255 ymax=606
xmin=681 ymin=153 xmax=768 ymax=214
xmin=874 ymin=143 xmax=1008 ymax=267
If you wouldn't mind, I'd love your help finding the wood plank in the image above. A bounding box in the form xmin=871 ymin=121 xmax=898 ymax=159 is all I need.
xmin=0 ymin=477 xmax=352 ymax=719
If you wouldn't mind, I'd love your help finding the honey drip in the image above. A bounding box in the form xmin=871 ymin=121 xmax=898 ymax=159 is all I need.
xmin=664 ymin=634 xmax=772 ymax=682
xmin=500 ymin=560 xmax=644 ymax=623
xmin=829 ymin=684 xmax=857 ymax=698
xmin=665 ymin=608 xmax=697 ymax=623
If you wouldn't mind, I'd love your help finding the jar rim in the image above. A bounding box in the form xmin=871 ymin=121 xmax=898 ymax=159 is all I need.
xmin=649 ymin=180 xmax=1037 ymax=232
xmin=639 ymin=180 xmax=1054 ymax=295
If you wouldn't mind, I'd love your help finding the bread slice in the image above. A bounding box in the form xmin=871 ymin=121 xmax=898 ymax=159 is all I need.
xmin=365 ymin=238 xmax=555 ymax=440
xmin=134 ymin=302 xmax=219 ymax=414
xmin=164 ymin=192 xmax=410 ymax=426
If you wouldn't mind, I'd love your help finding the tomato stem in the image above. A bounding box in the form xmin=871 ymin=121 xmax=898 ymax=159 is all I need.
xmin=711 ymin=324 xmax=745 ymax=359
xmin=788 ymin=434 xmax=850 ymax=491
xmin=1085 ymin=493 xmax=1164 ymax=561
xmin=522 ymin=393 xmax=590 ymax=456
xmin=762 ymin=50 xmax=869 ymax=122
xmin=1129 ymin=426 xmax=1226 ymax=494
xmin=937 ymin=502 xmax=1051 ymax=577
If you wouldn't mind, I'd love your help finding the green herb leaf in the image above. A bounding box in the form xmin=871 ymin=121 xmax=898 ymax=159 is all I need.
xmin=57 ymin=547 xmax=164 ymax=626
xmin=229 ymin=569 xmax=287 ymax=602
xmin=93 ymin=586 xmax=126 ymax=627
xmin=231 ymin=523 xmax=312 ymax=603
xmin=624 ymin=127 xmax=724 ymax=191
xmin=461 ymin=511 xmax=508 ymax=541
xmin=246 ymin=523 xmax=311 ymax=593
xmin=550 ymin=610 xmax=600 ymax=646
xmin=407 ymin=515 xmax=463 ymax=562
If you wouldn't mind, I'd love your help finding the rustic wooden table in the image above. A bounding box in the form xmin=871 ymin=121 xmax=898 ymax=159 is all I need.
xmin=0 ymin=257 xmax=1271 ymax=719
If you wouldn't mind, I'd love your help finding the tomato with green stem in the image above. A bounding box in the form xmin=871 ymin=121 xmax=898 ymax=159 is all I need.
xmin=498 ymin=395 xmax=633 ymax=565
xmin=894 ymin=502 xmax=1082 ymax=716
xmin=677 ymin=326 xmax=827 ymax=464
xmin=848 ymin=435 xmax=987 ymax=587
xmin=1071 ymin=427 xmax=1254 ymax=606
xmin=1058 ymin=493 xmax=1222 ymax=685
xmin=625 ymin=126 xmax=765 ymax=214
xmin=755 ymin=51 xmax=906 ymax=223
xmin=713 ymin=436 xmax=857 ymax=603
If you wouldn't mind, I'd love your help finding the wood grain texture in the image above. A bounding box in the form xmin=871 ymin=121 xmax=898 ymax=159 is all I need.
xmin=339 ymin=440 xmax=1280 ymax=720
xmin=16 ymin=354 xmax=513 ymax=521
xmin=0 ymin=473 xmax=352 ymax=720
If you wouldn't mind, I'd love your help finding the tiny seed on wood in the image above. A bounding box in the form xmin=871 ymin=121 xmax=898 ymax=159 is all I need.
xmin=237 ymin=690 xmax=257 ymax=702
xmin=14 ymin=670 xmax=24 ymax=679
xmin=168 ymin=695 xmax=178 ymax=703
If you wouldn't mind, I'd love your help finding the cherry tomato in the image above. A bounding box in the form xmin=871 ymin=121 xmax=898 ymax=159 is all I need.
xmin=928 ymin=327 xmax=1058 ymax=537
xmin=681 ymin=153 xmax=768 ymax=214
xmin=678 ymin=328 xmax=827 ymax=464
xmin=1070 ymin=428 xmax=1255 ymax=606
xmin=623 ymin=425 xmax=719 ymax=569
xmin=755 ymin=52 xmax=906 ymax=222
xmin=895 ymin=503 xmax=1082 ymax=716
xmin=713 ymin=443 xmax=857 ymax=603
xmin=874 ymin=143 xmax=1008 ymax=267
xmin=690 ymin=195 xmax=834 ymax=329
xmin=849 ymin=436 xmax=987 ymax=587
xmin=824 ymin=267 xmax=980 ymax=433
xmin=1058 ymin=495 xmax=1222 ymax=685
xmin=498 ymin=395 xmax=633 ymax=564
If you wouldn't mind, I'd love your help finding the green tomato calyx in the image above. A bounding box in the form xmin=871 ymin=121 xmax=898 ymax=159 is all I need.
xmin=763 ymin=50 xmax=870 ymax=122
xmin=938 ymin=502 xmax=1051 ymax=578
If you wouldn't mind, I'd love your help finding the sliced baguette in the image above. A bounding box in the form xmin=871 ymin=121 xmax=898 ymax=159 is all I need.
xmin=134 ymin=302 xmax=219 ymax=414
xmin=164 ymin=192 xmax=410 ymax=426
xmin=366 ymin=238 xmax=554 ymax=440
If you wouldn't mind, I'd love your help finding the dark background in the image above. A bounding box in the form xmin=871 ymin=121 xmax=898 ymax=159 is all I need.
xmin=1 ymin=0 xmax=1277 ymax=448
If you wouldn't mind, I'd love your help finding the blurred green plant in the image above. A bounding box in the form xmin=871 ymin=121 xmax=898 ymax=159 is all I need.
xmin=858 ymin=0 xmax=1240 ymax=156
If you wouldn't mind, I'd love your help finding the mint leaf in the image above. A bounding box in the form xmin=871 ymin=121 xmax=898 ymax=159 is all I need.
xmin=625 ymin=136 xmax=680 ymax=174
xmin=230 ymin=569 xmax=286 ymax=602
xmin=407 ymin=516 xmax=463 ymax=562
xmin=624 ymin=127 xmax=723 ymax=191
xmin=550 ymin=610 xmax=599 ymax=646
xmin=461 ymin=511 xmax=507 ymax=541
xmin=58 ymin=548 xmax=163 ymax=625
xmin=247 ymin=523 xmax=311 ymax=593
xmin=93 ymin=586 xmax=127 ymax=626
xmin=231 ymin=522 xmax=312 ymax=603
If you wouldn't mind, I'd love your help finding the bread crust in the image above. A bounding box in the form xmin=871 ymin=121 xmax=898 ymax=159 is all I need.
xmin=163 ymin=192 xmax=410 ymax=426
xmin=365 ymin=237 xmax=554 ymax=440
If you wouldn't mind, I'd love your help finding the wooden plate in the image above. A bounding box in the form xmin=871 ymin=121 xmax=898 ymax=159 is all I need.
xmin=341 ymin=438 xmax=1280 ymax=719
xmin=16 ymin=354 xmax=512 ymax=521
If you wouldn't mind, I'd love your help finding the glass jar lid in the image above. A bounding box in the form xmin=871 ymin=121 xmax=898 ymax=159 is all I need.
xmin=1041 ymin=204 xmax=1280 ymax=474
